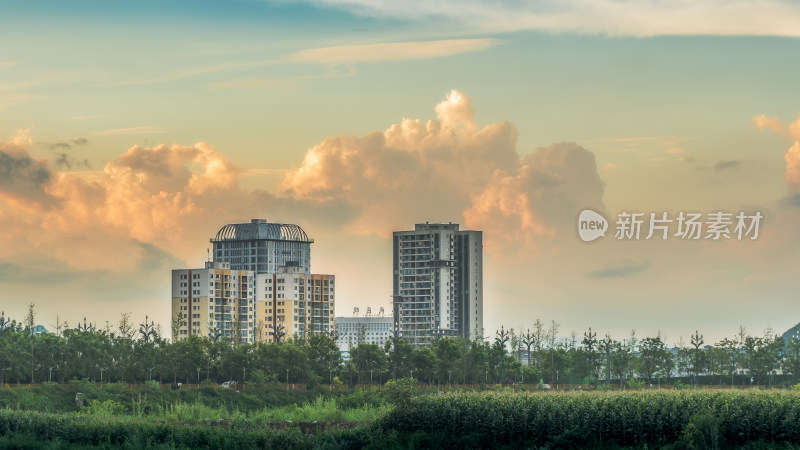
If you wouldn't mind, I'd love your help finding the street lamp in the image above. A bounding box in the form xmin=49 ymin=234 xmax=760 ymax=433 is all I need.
xmin=272 ymin=320 xmax=286 ymax=344
xmin=197 ymin=367 xmax=201 ymax=384
xmin=391 ymin=320 xmax=402 ymax=380
xmin=691 ymin=330 xmax=704 ymax=386
xmin=139 ymin=315 xmax=156 ymax=342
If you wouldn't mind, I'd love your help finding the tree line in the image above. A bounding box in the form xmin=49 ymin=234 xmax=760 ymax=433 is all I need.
xmin=1 ymin=306 xmax=798 ymax=387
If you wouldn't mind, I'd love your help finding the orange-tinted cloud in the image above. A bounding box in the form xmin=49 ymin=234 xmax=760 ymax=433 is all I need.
xmin=754 ymin=114 xmax=800 ymax=194
xmin=281 ymin=90 xmax=520 ymax=235
xmin=753 ymin=114 xmax=784 ymax=133
xmin=464 ymin=142 xmax=605 ymax=250
xmin=0 ymin=139 xmax=253 ymax=271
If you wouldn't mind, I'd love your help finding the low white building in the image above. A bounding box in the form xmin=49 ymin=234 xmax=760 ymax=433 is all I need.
xmin=335 ymin=315 xmax=394 ymax=359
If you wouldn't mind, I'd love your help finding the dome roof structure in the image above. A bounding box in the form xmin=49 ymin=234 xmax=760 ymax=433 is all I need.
xmin=210 ymin=219 xmax=313 ymax=243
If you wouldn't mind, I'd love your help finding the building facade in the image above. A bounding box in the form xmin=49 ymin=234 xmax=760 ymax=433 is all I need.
xmin=171 ymin=261 xmax=255 ymax=343
xmin=211 ymin=219 xmax=313 ymax=275
xmin=210 ymin=219 xmax=336 ymax=343
xmin=255 ymin=265 xmax=335 ymax=342
xmin=393 ymin=222 xmax=483 ymax=347
xmin=334 ymin=315 xmax=394 ymax=359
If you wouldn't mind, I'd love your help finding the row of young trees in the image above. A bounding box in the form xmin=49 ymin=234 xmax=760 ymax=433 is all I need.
xmin=1 ymin=306 xmax=798 ymax=387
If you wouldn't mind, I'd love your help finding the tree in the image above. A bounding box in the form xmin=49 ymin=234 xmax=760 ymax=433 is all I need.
xmin=610 ymin=339 xmax=634 ymax=388
xmin=637 ymin=336 xmax=672 ymax=385
xmin=741 ymin=333 xmax=782 ymax=385
xmin=433 ymin=338 xmax=462 ymax=385
xmin=546 ymin=321 xmax=561 ymax=385
xmin=117 ymin=312 xmax=135 ymax=340
xmin=349 ymin=343 xmax=386 ymax=384
xmin=307 ymin=334 xmax=342 ymax=383
xmin=170 ymin=311 xmax=185 ymax=343
xmin=25 ymin=303 xmax=36 ymax=383
xmin=599 ymin=333 xmax=613 ymax=384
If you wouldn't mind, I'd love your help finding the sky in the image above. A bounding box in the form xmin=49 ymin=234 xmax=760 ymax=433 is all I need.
xmin=2 ymin=0 xmax=800 ymax=345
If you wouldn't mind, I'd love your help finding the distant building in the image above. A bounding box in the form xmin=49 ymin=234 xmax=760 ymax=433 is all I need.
xmin=255 ymin=265 xmax=335 ymax=342
xmin=171 ymin=261 xmax=255 ymax=343
xmin=393 ymin=222 xmax=483 ymax=347
xmin=211 ymin=219 xmax=313 ymax=275
xmin=335 ymin=315 xmax=394 ymax=358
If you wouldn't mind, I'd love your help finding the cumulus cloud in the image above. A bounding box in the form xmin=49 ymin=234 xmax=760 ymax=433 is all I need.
xmin=0 ymin=137 xmax=255 ymax=272
xmin=464 ymin=143 xmax=605 ymax=248
xmin=753 ymin=114 xmax=783 ymax=133
xmin=0 ymin=130 xmax=54 ymax=208
xmin=280 ymin=90 xmax=605 ymax=248
xmin=281 ymin=90 xmax=520 ymax=235
xmin=754 ymin=114 xmax=800 ymax=194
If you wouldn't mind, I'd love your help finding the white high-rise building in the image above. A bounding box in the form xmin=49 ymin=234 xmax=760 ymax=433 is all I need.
xmin=392 ymin=222 xmax=483 ymax=347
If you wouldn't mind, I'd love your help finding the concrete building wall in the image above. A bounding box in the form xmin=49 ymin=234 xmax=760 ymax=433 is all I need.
xmin=393 ymin=222 xmax=483 ymax=347
xmin=171 ymin=261 xmax=254 ymax=343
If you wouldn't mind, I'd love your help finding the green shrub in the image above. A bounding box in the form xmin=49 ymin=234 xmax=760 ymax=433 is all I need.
xmin=627 ymin=379 xmax=647 ymax=390
xmin=384 ymin=378 xmax=415 ymax=408
xmin=80 ymin=399 xmax=126 ymax=418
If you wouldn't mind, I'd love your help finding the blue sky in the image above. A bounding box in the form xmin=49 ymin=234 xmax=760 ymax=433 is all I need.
xmin=2 ymin=0 xmax=800 ymax=343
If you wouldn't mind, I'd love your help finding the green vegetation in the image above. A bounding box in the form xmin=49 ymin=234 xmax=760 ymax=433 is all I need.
xmin=377 ymin=390 xmax=800 ymax=448
xmin=1 ymin=306 xmax=797 ymax=389
xmin=4 ymin=390 xmax=800 ymax=448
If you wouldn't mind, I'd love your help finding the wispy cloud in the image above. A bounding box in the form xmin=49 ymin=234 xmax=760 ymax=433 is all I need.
xmin=288 ymin=38 xmax=499 ymax=64
xmin=108 ymin=60 xmax=277 ymax=87
xmin=714 ymin=159 xmax=741 ymax=171
xmin=307 ymin=0 xmax=800 ymax=37
xmin=587 ymin=260 xmax=650 ymax=279
xmin=41 ymin=137 xmax=89 ymax=150
xmin=92 ymin=126 xmax=167 ymax=137
xmin=211 ymin=65 xmax=357 ymax=89
xmin=71 ymin=115 xmax=108 ymax=121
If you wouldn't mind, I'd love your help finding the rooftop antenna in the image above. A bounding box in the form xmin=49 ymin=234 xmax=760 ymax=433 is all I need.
xmin=207 ymin=248 xmax=211 ymax=262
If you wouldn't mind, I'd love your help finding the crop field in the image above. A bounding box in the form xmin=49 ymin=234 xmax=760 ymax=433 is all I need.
xmin=3 ymin=386 xmax=800 ymax=448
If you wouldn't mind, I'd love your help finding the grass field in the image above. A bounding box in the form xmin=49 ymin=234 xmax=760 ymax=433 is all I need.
xmin=4 ymin=386 xmax=800 ymax=448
